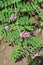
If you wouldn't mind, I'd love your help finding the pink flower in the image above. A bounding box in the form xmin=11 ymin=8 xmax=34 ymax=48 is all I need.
xmin=20 ymin=31 xmax=30 ymax=38
xmin=4 ymin=26 xmax=10 ymax=30
xmin=10 ymin=14 xmax=16 ymax=22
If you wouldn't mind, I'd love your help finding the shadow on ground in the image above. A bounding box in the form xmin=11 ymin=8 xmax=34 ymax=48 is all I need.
xmin=33 ymin=56 xmax=43 ymax=65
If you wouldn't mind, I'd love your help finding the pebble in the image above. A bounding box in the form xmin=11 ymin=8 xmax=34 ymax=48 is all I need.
xmin=31 ymin=52 xmax=39 ymax=59
xmin=1 ymin=46 xmax=5 ymax=52
xmin=38 ymin=28 xmax=41 ymax=33
xmin=3 ymin=60 xmax=6 ymax=64
xmin=40 ymin=22 xmax=43 ymax=27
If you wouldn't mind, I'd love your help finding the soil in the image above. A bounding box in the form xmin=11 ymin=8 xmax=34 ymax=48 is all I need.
xmin=0 ymin=42 xmax=28 ymax=65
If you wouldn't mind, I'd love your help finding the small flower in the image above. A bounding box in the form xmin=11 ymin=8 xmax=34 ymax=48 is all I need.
xmin=4 ymin=26 xmax=10 ymax=30
xmin=20 ymin=31 xmax=30 ymax=38
xmin=10 ymin=14 xmax=16 ymax=22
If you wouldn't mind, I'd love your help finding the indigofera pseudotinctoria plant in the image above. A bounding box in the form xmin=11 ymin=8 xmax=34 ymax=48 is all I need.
xmin=0 ymin=0 xmax=43 ymax=65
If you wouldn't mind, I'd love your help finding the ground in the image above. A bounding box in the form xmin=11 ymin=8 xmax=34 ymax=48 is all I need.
xmin=0 ymin=41 xmax=28 ymax=65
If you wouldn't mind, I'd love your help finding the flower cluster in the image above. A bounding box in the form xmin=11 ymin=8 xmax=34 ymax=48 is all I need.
xmin=20 ymin=31 xmax=30 ymax=38
xmin=10 ymin=14 xmax=16 ymax=22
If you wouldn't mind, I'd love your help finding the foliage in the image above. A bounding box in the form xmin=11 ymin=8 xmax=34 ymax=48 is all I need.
xmin=0 ymin=0 xmax=21 ymax=8
xmin=11 ymin=36 xmax=43 ymax=60
xmin=34 ymin=0 xmax=43 ymax=4
xmin=3 ymin=16 xmax=34 ymax=43
xmin=0 ymin=0 xmax=43 ymax=22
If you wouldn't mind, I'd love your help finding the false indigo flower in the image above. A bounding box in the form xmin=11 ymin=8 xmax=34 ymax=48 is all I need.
xmin=10 ymin=14 xmax=16 ymax=22
xmin=20 ymin=31 xmax=30 ymax=38
xmin=4 ymin=26 xmax=10 ymax=30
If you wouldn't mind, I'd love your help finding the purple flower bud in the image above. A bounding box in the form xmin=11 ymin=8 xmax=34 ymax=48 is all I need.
xmin=4 ymin=26 xmax=10 ymax=30
xmin=10 ymin=14 xmax=16 ymax=22
xmin=20 ymin=31 xmax=30 ymax=38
